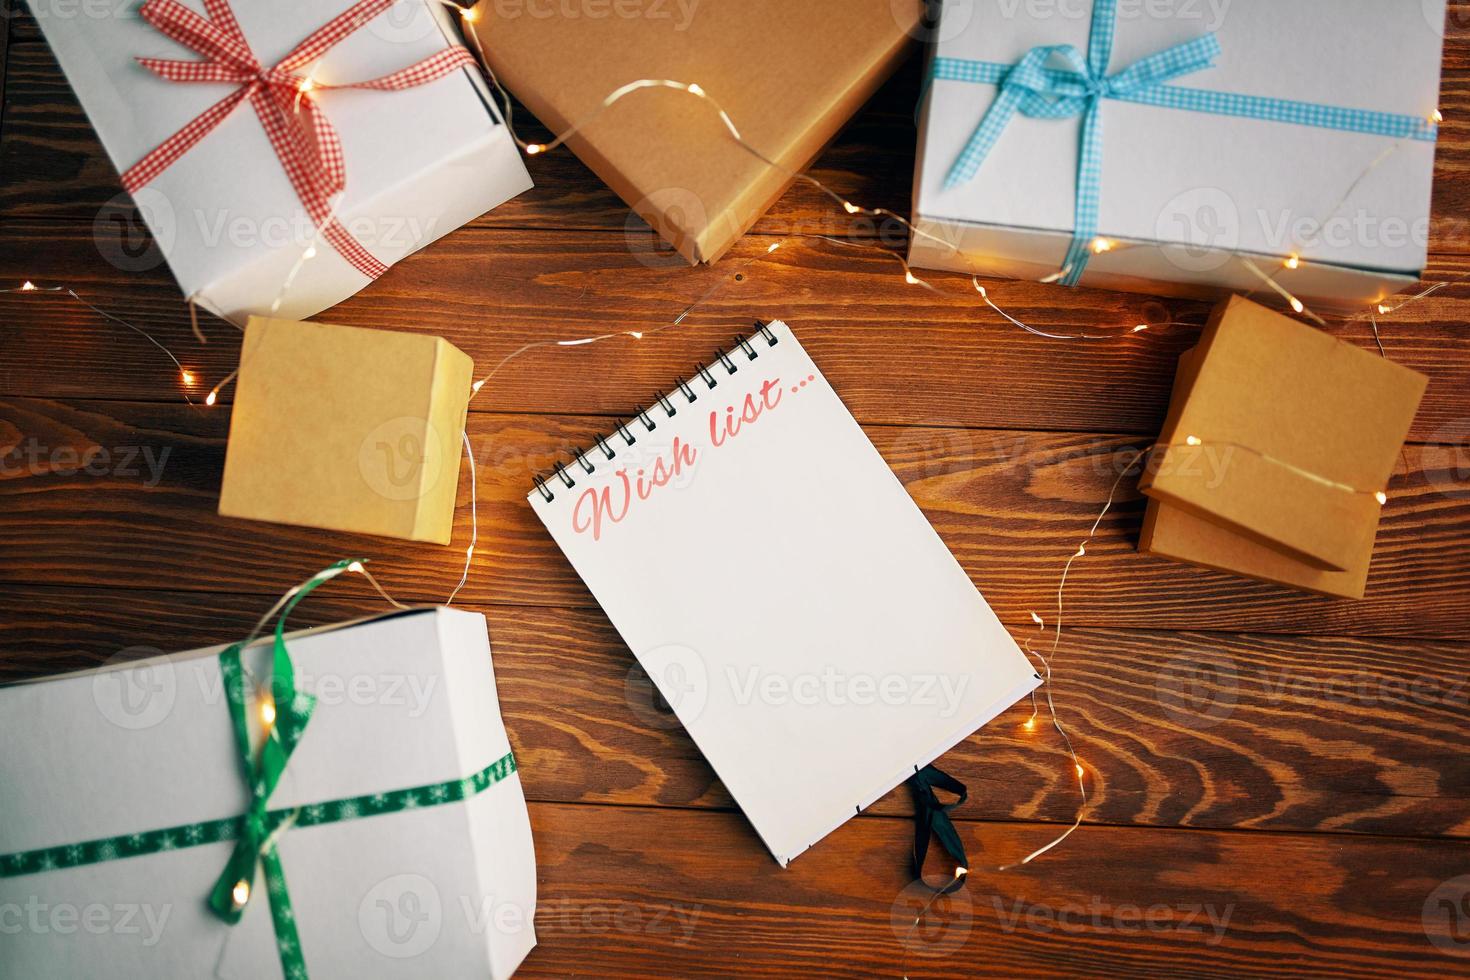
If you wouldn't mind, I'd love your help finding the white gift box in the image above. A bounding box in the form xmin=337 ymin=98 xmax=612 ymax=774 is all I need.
xmin=27 ymin=0 xmax=532 ymax=323
xmin=0 ymin=608 xmax=537 ymax=979
xmin=909 ymin=0 xmax=1447 ymax=311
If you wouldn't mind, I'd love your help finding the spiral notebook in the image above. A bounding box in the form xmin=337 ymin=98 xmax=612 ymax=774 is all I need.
xmin=529 ymin=320 xmax=1039 ymax=865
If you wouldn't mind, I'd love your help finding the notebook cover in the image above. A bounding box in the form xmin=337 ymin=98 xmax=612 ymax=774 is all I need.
xmin=526 ymin=320 xmax=1038 ymax=865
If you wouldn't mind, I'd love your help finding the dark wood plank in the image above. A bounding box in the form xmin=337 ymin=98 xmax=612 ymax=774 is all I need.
xmin=3 ymin=585 xmax=1466 ymax=840
xmin=522 ymin=802 xmax=1468 ymax=978
xmin=0 ymin=1 xmax=12 ymax=140
xmin=2 ymin=224 xmax=1469 ymax=442
xmin=2 ymin=397 xmax=1466 ymax=635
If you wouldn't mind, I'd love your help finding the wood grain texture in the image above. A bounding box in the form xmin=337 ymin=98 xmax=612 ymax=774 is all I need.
xmin=2 ymin=585 xmax=1466 ymax=841
xmin=524 ymin=803 xmax=1469 ymax=979
xmin=1 ymin=397 xmax=1466 ymax=635
xmin=4 ymin=2 xmax=1470 ymax=975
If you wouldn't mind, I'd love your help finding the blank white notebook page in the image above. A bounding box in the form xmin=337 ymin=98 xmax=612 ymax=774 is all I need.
xmin=529 ymin=319 xmax=1040 ymax=865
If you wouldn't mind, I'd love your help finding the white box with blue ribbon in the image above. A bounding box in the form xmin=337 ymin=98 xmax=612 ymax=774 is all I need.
xmin=0 ymin=601 xmax=537 ymax=979
xmin=909 ymin=0 xmax=1447 ymax=311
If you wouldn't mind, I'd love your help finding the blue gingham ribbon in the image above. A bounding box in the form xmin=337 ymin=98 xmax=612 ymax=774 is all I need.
xmin=937 ymin=0 xmax=1439 ymax=287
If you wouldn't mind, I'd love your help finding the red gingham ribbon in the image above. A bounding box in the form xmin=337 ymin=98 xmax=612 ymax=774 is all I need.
xmin=122 ymin=0 xmax=477 ymax=280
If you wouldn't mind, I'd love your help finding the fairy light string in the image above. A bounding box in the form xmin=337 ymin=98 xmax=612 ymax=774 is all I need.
xmin=1 ymin=16 xmax=1458 ymax=961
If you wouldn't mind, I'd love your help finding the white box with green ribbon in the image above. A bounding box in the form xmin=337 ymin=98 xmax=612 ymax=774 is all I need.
xmin=0 ymin=575 xmax=536 ymax=979
xmin=909 ymin=0 xmax=1447 ymax=311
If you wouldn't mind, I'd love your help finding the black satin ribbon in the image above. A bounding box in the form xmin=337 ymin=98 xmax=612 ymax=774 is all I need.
xmin=907 ymin=764 xmax=969 ymax=894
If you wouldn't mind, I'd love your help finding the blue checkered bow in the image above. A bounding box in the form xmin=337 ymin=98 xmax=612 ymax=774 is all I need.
xmin=935 ymin=0 xmax=1437 ymax=287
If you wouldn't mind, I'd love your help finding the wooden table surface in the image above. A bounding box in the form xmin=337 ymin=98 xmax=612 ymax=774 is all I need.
xmin=3 ymin=4 xmax=1470 ymax=977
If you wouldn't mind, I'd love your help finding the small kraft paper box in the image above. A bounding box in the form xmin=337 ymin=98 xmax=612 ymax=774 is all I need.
xmin=910 ymin=0 xmax=1447 ymax=311
xmin=473 ymin=0 xmax=923 ymax=264
xmin=28 ymin=0 xmax=533 ymax=322
xmin=218 ymin=317 xmax=473 ymax=544
xmin=1139 ymin=296 xmax=1428 ymax=598
xmin=0 ymin=604 xmax=537 ymax=979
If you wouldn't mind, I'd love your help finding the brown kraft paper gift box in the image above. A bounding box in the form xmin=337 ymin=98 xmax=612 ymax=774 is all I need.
xmin=1138 ymin=296 xmax=1428 ymax=599
xmin=472 ymin=0 xmax=924 ymax=263
xmin=218 ymin=317 xmax=474 ymax=544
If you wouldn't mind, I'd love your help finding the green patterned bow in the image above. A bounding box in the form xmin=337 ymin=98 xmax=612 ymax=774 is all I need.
xmin=205 ymin=558 xmax=344 ymax=973
xmin=0 ymin=559 xmax=521 ymax=980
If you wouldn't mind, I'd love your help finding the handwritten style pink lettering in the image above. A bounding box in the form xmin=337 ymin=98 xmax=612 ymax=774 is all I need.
xmin=572 ymin=436 xmax=699 ymax=541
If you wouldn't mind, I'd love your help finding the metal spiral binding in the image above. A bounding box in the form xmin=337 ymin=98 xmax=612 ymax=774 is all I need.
xmin=532 ymin=321 xmax=781 ymax=503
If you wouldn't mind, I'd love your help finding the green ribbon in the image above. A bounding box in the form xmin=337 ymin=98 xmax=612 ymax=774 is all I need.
xmin=0 ymin=559 xmax=520 ymax=980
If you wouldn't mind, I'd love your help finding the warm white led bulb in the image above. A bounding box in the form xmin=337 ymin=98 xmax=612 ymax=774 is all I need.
xmin=232 ymin=879 xmax=250 ymax=908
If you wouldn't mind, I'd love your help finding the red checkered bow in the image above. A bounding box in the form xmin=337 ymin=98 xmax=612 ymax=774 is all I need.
xmin=123 ymin=0 xmax=478 ymax=280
